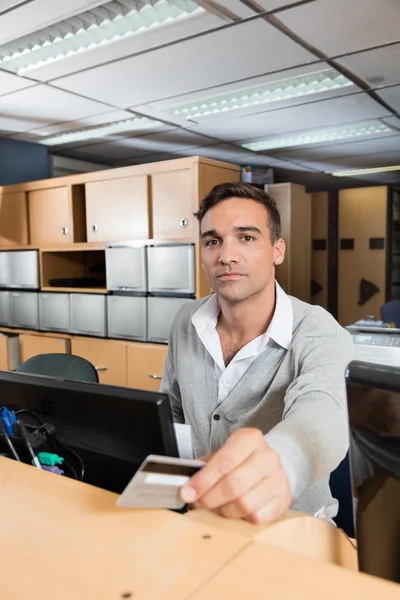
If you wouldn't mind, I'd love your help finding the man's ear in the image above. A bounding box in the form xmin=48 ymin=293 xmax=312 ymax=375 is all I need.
xmin=273 ymin=238 xmax=285 ymax=265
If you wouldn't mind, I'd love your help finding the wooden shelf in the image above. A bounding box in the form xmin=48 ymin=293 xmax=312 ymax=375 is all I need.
xmin=39 ymin=242 xmax=108 ymax=252
xmin=41 ymin=287 xmax=107 ymax=294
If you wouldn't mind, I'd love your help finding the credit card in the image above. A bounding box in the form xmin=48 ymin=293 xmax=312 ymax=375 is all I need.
xmin=116 ymin=454 xmax=205 ymax=510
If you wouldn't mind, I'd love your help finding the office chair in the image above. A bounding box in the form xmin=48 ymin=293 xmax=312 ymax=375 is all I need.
xmin=381 ymin=300 xmax=400 ymax=328
xmin=16 ymin=353 xmax=99 ymax=384
xmin=329 ymin=453 xmax=354 ymax=537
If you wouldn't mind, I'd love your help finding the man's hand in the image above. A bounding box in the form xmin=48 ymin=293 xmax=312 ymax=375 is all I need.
xmin=180 ymin=428 xmax=292 ymax=524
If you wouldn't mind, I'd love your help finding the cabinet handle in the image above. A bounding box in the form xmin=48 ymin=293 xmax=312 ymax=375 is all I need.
xmin=95 ymin=366 xmax=108 ymax=372
xmin=179 ymin=218 xmax=188 ymax=228
xmin=92 ymin=224 xmax=99 ymax=233
xmin=148 ymin=374 xmax=162 ymax=379
xmin=62 ymin=227 xmax=69 ymax=235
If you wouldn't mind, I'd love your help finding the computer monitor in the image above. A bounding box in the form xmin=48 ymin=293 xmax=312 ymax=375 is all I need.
xmin=0 ymin=370 xmax=179 ymax=494
xmin=346 ymin=360 xmax=400 ymax=584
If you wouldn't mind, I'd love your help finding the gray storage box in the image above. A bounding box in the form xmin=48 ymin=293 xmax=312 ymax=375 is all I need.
xmin=147 ymin=296 xmax=192 ymax=343
xmin=70 ymin=294 xmax=107 ymax=337
xmin=8 ymin=250 xmax=39 ymax=289
xmin=148 ymin=244 xmax=195 ymax=295
xmin=9 ymin=292 xmax=39 ymax=329
xmin=39 ymin=293 xmax=71 ymax=332
xmin=106 ymin=246 xmax=147 ymax=292
xmin=107 ymin=295 xmax=147 ymax=341
xmin=0 ymin=292 xmax=10 ymax=326
xmin=0 ymin=252 xmax=9 ymax=287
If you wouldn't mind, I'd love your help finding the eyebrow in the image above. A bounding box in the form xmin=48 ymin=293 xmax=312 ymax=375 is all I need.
xmin=201 ymin=226 xmax=263 ymax=239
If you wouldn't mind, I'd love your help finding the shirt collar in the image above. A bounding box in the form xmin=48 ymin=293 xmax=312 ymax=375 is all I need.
xmin=191 ymin=281 xmax=293 ymax=351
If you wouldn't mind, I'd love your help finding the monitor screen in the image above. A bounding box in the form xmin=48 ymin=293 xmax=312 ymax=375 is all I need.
xmin=346 ymin=360 xmax=400 ymax=583
xmin=0 ymin=370 xmax=179 ymax=494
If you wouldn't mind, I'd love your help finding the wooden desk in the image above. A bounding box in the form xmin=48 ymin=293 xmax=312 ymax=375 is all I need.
xmin=0 ymin=457 xmax=399 ymax=600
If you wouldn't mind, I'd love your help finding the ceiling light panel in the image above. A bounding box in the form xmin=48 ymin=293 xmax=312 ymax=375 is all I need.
xmin=332 ymin=165 xmax=400 ymax=177
xmin=0 ymin=0 xmax=205 ymax=74
xmin=166 ymin=69 xmax=353 ymax=121
xmin=40 ymin=115 xmax=163 ymax=146
xmin=242 ymin=122 xmax=392 ymax=152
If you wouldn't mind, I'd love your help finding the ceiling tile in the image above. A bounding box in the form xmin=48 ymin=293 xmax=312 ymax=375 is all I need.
xmin=23 ymin=13 xmax=225 ymax=83
xmin=70 ymin=129 xmax=211 ymax=160
xmin=256 ymin=1 xmax=312 ymax=9
xmin=0 ymin=84 xmax=113 ymax=133
xmin=278 ymin=0 xmax=400 ymax=55
xmin=0 ymin=70 xmax=36 ymax=97
xmin=337 ymin=45 xmax=400 ymax=88
xmin=10 ymin=109 xmax=134 ymax=139
xmin=376 ymin=85 xmax=400 ymax=114
xmin=52 ymin=19 xmax=316 ymax=108
xmin=186 ymin=93 xmax=390 ymax=142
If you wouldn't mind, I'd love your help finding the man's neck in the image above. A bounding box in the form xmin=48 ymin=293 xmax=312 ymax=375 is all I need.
xmin=217 ymin=281 xmax=276 ymax=341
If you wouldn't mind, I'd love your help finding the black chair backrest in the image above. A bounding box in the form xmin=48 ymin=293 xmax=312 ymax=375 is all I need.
xmin=15 ymin=353 xmax=99 ymax=384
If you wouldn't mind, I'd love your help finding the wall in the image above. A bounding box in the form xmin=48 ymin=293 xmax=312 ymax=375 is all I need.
xmin=0 ymin=137 xmax=49 ymax=185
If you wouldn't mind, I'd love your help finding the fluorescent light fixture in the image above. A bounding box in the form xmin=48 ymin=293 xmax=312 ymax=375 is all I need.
xmin=0 ymin=0 xmax=204 ymax=74
xmin=169 ymin=69 xmax=353 ymax=119
xmin=40 ymin=116 xmax=163 ymax=146
xmin=332 ymin=165 xmax=400 ymax=177
xmin=242 ymin=122 xmax=392 ymax=152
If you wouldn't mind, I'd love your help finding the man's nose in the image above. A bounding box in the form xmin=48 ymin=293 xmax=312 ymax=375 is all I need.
xmin=218 ymin=239 xmax=239 ymax=265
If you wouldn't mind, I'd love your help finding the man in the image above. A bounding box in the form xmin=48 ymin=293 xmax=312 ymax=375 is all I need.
xmin=160 ymin=181 xmax=354 ymax=524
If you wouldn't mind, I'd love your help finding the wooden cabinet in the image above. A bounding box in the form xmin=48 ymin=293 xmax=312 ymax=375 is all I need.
xmin=19 ymin=334 xmax=70 ymax=363
xmin=311 ymin=192 xmax=329 ymax=310
xmin=338 ymin=187 xmax=388 ymax=326
xmin=0 ymin=191 xmax=29 ymax=246
xmin=127 ymin=343 xmax=168 ymax=391
xmin=268 ymin=183 xmax=311 ymax=303
xmin=28 ymin=185 xmax=86 ymax=245
xmin=85 ymin=175 xmax=149 ymax=242
xmin=152 ymin=169 xmax=195 ymax=239
xmin=71 ymin=337 xmax=127 ymax=386
xmin=0 ymin=334 xmax=20 ymax=370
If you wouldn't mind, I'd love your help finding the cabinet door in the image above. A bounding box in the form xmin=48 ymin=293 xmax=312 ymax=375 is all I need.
xmin=152 ymin=169 xmax=195 ymax=239
xmin=19 ymin=334 xmax=69 ymax=363
xmin=71 ymin=337 xmax=127 ymax=386
xmin=338 ymin=187 xmax=387 ymax=326
xmin=86 ymin=176 xmax=149 ymax=242
xmin=127 ymin=343 xmax=168 ymax=392
xmin=0 ymin=334 xmax=19 ymax=370
xmin=29 ymin=187 xmax=73 ymax=245
xmin=0 ymin=191 xmax=29 ymax=246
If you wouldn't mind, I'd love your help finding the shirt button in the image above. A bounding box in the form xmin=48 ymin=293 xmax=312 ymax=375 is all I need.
xmin=213 ymin=414 xmax=221 ymax=421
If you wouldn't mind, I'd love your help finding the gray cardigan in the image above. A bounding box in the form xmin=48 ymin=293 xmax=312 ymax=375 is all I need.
xmin=160 ymin=295 xmax=354 ymax=518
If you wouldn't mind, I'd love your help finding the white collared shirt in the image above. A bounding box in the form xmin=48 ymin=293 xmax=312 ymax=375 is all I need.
xmin=191 ymin=282 xmax=293 ymax=404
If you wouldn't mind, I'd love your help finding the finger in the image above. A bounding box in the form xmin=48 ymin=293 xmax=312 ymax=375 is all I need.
xmin=246 ymin=491 xmax=292 ymax=525
xmin=180 ymin=428 xmax=264 ymax=504
xmin=195 ymin=446 xmax=280 ymax=510
xmin=218 ymin=473 xmax=287 ymax=520
xmin=197 ymin=452 xmax=215 ymax=462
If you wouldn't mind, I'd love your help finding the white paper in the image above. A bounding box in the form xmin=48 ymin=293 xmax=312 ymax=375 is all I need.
xmin=174 ymin=423 xmax=193 ymax=459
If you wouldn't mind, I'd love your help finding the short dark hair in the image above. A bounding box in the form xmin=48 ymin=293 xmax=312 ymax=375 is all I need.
xmin=195 ymin=181 xmax=281 ymax=243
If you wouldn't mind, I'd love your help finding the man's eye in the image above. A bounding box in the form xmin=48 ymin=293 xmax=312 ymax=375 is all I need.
xmin=205 ymin=239 xmax=220 ymax=247
xmin=241 ymin=235 xmax=254 ymax=242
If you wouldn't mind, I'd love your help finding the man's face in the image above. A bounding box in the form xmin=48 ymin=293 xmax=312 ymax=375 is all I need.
xmin=200 ymin=197 xmax=285 ymax=304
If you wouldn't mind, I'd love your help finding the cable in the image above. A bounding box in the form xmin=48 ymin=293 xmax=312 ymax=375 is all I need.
xmin=54 ymin=439 xmax=85 ymax=481
xmin=15 ymin=420 xmax=42 ymax=469
xmin=15 ymin=408 xmax=85 ymax=480
xmin=0 ymin=412 xmax=20 ymax=462
xmin=62 ymin=459 xmax=78 ymax=480
xmin=15 ymin=409 xmax=44 ymax=426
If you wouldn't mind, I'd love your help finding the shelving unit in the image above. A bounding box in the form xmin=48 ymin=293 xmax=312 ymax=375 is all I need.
xmin=0 ymin=156 xmax=241 ymax=388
